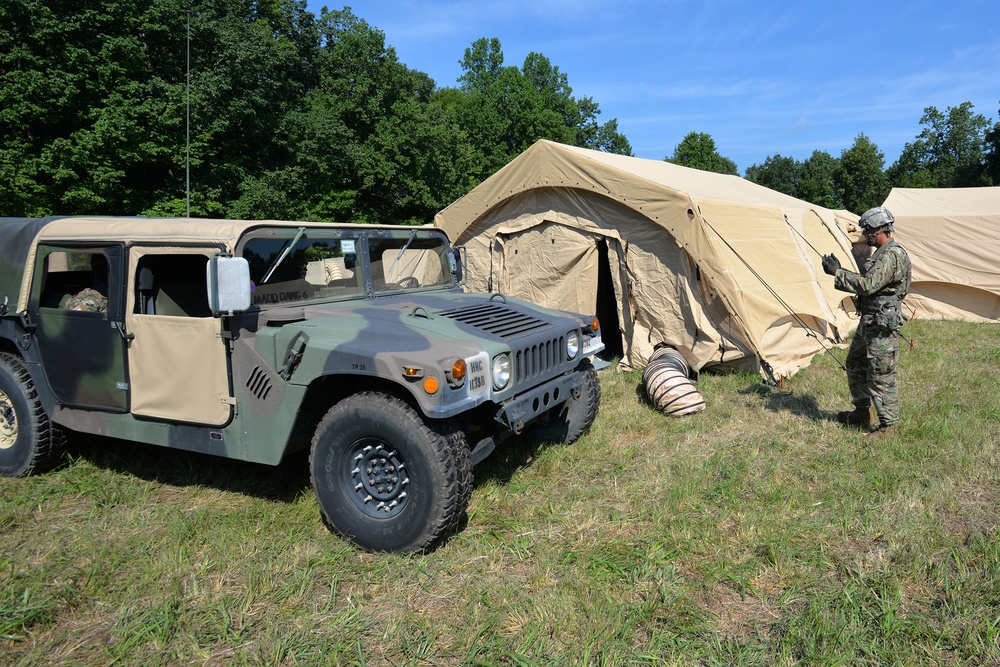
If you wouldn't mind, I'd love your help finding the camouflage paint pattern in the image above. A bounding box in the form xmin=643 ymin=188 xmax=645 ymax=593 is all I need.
xmin=834 ymin=239 xmax=912 ymax=427
xmin=48 ymin=290 xmax=591 ymax=465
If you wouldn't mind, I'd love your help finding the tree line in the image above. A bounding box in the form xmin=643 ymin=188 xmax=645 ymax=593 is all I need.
xmin=670 ymin=101 xmax=1000 ymax=213
xmin=2 ymin=1 xmax=998 ymax=224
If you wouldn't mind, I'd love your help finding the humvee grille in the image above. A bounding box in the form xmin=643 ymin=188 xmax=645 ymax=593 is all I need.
xmin=439 ymin=303 xmax=547 ymax=338
xmin=513 ymin=336 xmax=566 ymax=385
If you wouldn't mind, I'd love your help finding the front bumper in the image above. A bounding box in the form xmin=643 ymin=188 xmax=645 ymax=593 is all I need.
xmin=493 ymin=371 xmax=582 ymax=434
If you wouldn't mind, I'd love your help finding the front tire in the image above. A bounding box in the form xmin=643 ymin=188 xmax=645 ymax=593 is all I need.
xmin=309 ymin=392 xmax=471 ymax=553
xmin=533 ymin=357 xmax=601 ymax=445
xmin=0 ymin=353 xmax=61 ymax=477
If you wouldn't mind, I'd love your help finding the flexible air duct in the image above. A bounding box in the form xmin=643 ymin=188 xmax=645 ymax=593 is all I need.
xmin=642 ymin=346 xmax=706 ymax=416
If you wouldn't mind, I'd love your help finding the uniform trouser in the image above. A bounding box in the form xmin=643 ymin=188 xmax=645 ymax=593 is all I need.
xmin=845 ymin=322 xmax=901 ymax=427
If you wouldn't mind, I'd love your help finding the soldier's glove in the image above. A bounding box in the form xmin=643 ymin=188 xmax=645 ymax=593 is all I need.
xmin=821 ymin=254 xmax=841 ymax=275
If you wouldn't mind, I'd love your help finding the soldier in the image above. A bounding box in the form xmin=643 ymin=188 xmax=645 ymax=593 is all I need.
xmin=822 ymin=207 xmax=912 ymax=438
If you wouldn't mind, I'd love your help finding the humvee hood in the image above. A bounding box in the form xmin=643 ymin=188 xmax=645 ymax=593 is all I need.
xmin=289 ymin=291 xmax=582 ymax=346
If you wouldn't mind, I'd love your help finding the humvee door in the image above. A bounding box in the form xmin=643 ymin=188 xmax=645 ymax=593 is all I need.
xmin=29 ymin=244 xmax=128 ymax=411
xmin=125 ymin=246 xmax=233 ymax=426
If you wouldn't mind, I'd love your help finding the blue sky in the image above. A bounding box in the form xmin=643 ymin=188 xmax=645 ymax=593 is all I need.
xmin=306 ymin=1 xmax=1000 ymax=174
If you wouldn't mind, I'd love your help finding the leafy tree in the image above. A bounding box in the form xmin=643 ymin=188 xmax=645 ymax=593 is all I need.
xmin=271 ymin=8 xmax=476 ymax=224
xmin=744 ymin=154 xmax=799 ymax=196
xmin=0 ymin=0 xmax=319 ymax=218
xmin=887 ymin=102 xmax=992 ymax=188
xmin=451 ymin=37 xmax=631 ymax=182
xmin=2 ymin=5 xmax=634 ymax=223
xmin=666 ymin=132 xmax=737 ymax=175
xmin=744 ymin=151 xmax=842 ymax=208
xmin=798 ymin=151 xmax=841 ymax=209
xmin=834 ymin=134 xmax=889 ymax=214
xmin=1 ymin=0 xmax=188 ymax=215
xmin=576 ymin=99 xmax=633 ymax=155
xmin=186 ymin=0 xmax=318 ymax=217
xmin=983 ymin=101 xmax=1000 ymax=186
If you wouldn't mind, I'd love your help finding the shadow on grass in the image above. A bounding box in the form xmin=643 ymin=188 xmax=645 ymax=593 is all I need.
xmin=63 ymin=422 xmax=571 ymax=501
xmin=471 ymin=432 xmax=555 ymax=488
xmin=739 ymin=383 xmax=844 ymax=423
xmin=63 ymin=426 xmax=552 ymax=502
xmin=63 ymin=431 xmax=311 ymax=504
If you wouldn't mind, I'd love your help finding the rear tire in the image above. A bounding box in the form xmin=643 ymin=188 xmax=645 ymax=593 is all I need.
xmin=0 ymin=353 xmax=62 ymax=477
xmin=309 ymin=392 xmax=471 ymax=553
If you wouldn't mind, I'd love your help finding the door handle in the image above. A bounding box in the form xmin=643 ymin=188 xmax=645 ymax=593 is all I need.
xmin=112 ymin=320 xmax=135 ymax=343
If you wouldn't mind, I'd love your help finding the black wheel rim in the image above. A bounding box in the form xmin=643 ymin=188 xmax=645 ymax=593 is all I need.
xmin=342 ymin=437 xmax=409 ymax=519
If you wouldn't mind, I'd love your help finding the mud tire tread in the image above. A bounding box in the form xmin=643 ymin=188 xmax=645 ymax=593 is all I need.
xmin=309 ymin=391 xmax=468 ymax=553
xmin=0 ymin=352 xmax=61 ymax=477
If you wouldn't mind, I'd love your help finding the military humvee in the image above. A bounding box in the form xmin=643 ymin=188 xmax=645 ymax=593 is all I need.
xmin=0 ymin=216 xmax=602 ymax=552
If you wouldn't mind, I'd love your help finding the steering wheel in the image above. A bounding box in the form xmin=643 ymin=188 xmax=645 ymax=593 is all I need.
xmin=388 ymin=276 xmax=420 ymax=289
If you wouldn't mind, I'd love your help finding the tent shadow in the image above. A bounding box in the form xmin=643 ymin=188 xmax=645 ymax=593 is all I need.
xmin=740 ymin=383 xmax=839 ymax=423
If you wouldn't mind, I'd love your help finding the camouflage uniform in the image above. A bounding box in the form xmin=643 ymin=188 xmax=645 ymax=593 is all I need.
xmin=64 ymin=288 xmax=108 ymax=313
xmin=834 ymin=240 xmax=911 ymax=428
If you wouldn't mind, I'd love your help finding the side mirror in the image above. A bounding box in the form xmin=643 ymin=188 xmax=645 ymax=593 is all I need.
xmin=207 ymin=255 xmax=251 ymax=316
xmin=451 ymin=247 xmax=465 ymax=285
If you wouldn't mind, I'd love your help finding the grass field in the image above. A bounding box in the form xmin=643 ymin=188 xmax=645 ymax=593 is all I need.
xmin=2 ymin=319 xmax=999 ymax=666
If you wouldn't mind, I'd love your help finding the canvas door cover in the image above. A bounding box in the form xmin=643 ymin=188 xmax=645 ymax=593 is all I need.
xmin=435 ymin=140 xmax=857 ymax=378
xmin=126 ymin=245 xmax=232 ymax=426
xmin=883 ymin=187 xmax=1000 ymax=322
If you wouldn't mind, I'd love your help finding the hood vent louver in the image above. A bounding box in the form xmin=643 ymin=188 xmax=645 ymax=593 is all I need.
xmin=438 ymin=303 xmax=547 ymax=339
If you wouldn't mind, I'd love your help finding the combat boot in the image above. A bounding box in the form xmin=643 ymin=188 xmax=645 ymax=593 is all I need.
xmin=863 ymin=424 xmax=899 ymax=439
xmin=836 ymin=406 xmax=872 ymax=429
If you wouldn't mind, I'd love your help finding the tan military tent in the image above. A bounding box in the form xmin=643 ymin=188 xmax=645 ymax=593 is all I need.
xmin=883 ymin=187 xmax=1000 ymax=322
xmin=435 ymin=140 xmax=859 ymax=379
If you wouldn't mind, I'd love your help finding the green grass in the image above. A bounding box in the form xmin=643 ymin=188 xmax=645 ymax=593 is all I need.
xmin=2 ymin=319 xmax=999 ymax=666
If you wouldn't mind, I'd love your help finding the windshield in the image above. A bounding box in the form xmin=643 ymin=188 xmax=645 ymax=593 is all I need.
xmin=240 ymin=227 xmax=454 ymax=308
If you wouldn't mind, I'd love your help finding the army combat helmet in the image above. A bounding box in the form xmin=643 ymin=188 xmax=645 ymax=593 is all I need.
xmin=858 ymin=206 xmax=894 ymax=233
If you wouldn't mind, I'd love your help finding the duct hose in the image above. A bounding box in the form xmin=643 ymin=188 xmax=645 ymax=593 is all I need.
xmin=642 ymin=346 xmax=706 ymax=416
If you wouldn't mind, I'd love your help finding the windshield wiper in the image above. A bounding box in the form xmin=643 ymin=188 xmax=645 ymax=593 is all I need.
xmin=261 ymin=227 xmax=306 ymax=284
xmin=387 ymin=229 xmax=418 ymax=280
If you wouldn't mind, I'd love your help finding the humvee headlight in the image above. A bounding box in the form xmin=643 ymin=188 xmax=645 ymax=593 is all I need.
xmin=566 ymin=331 xmax=580 ymax=360
xmin=492 ymin=354 xmax=511 ymax=390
